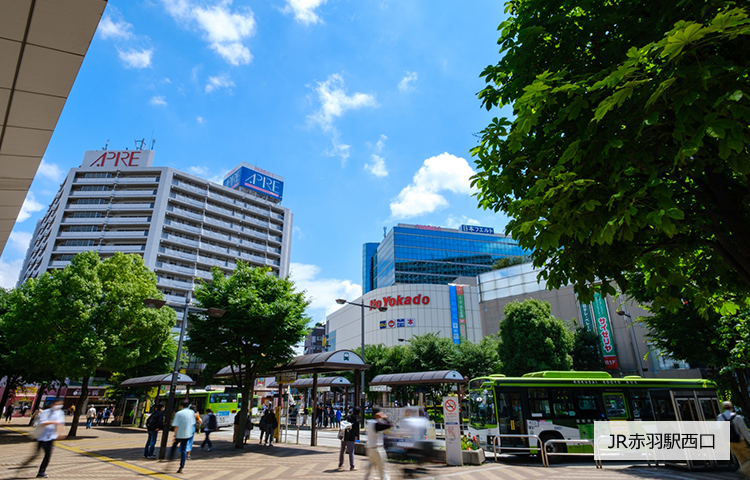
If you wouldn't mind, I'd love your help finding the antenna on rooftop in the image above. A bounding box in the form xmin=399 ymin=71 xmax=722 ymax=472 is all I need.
xmin=103 ymin=139 xmax=109 ymax=150
xmin=151 ymin=138 xmax=157 ymax=150
xmin=149 ymin=129 xmax=155 ymax=150
xmin=135 ymin=138 xmax=146 ymax=150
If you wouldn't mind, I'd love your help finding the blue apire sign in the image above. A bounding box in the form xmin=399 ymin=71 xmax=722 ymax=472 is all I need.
xmin=460 ymin=225 xmax=494 ymax=234
xmin=223 ymin=164 xmax=284 ymax=201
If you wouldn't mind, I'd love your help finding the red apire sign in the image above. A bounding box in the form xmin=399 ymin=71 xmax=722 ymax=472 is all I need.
xmin=81 ymin=150 xmax=155 ymax=168
xmin=370 ymin=294 xmax=430 ymax=308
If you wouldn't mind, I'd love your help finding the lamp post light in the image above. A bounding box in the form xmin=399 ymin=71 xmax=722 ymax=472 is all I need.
xmin=335 ymin=298 xmax=387 ymax=424
xmin=616 ymin=308 xmax=645 ymax=377
xmin=144 ymin=293 xmax=225 ymax=460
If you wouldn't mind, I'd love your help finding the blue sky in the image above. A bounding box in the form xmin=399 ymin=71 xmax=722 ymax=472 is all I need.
xmin=0 ymin=0 xmax=513 ymax=325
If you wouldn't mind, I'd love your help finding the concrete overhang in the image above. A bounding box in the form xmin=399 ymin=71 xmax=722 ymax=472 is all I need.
xmin=0 ymin=0 xmax=107 ymax=255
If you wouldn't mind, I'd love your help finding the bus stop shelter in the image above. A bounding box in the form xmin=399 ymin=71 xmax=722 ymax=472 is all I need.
xmin=266 ymin=376 xmax=352 ymax=420
xmin=369 ymin=370 xmax=466 ymax=409
xmin=215 ymin=349 xmax=368 ymax=446
xmin=118 ymin=373 xmax=196 ymax=426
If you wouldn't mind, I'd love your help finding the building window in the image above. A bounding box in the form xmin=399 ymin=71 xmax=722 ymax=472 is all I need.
xmin=62 ymin=239 xmax=97 ymax=246
xmin=71 ymin=212 xmax=103 ymax=218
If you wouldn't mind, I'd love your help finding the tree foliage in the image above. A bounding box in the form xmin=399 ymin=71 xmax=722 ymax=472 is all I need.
xmin=472 ymin=1 xmax=750 ymax=314
xmin=185 ymin=262 xmax=310 ymax=448
xmin=499 ymin=299 xmax=573 ymax=376
xmin=571 ymin=328 xmax=606 ymax=372
xmin=492 ymin=255 xmax=531 ymax=270
xmin=2 ymin=251 xmax=175 ymax=436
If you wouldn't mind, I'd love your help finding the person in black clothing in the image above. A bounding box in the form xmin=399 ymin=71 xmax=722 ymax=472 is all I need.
xmin=144 ymin=404 xmax=164 ymax=458
xmin=201 ymin=409 xmax=218 ymax=451
xmin=338 ymin=406 xmax=360 ymax=471
xmin=263 ymin=409 xmax=278 ymax=446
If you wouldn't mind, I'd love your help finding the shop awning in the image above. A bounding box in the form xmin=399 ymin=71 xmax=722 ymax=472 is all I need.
xmin=369 ymin=370 xmax=466 ymax=386
xmin=120 ymin=373 xmax=196 ymax=388
xmin=266 ymin=376 xmax=352 ymax=390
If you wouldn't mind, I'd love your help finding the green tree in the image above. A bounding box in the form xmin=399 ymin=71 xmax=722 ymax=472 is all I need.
xmin=492 ymin=255 xmax=530 ymax=271
xmin=499 ymin=299 xmax=573 ymax=376
xmin=184 ymin=262 xmax=310 ymax=449
xmin=571 ymin=328 xmax=606 ymax=372
xmin=3 ymin=251 xmax=175 ymax=436
xmin=472 ymin=2 xmax=750 ymax=315
xmin=407 ymin=332 xmax=455 ymax=372
xmin=450 ymin=335 xmax=502 ymax=379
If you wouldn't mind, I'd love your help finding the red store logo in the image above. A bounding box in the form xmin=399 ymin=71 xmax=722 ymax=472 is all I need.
xmin=370 ymin=294 xmax=430 ymax=309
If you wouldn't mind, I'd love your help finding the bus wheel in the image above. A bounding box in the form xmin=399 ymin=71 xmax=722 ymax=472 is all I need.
xmin=541 ymin=434 xmax=566 ymax=464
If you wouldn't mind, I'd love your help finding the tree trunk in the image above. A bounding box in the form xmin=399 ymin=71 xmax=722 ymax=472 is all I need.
xmin=235 ymin=370 xmax=256 ymax=449
xmin=28 ymin=382 xmax=47 ymax=426
xmin=68 ymin=376 xmax=89 ymax=438
xmin=0 ymin=374 xmax=18 ymax=420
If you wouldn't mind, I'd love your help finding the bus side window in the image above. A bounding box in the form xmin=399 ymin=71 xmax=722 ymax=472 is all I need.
xmin=602 ymin=392 xmax=629 ymax=420
xmin=550 ymin=389 xmax=575 ymax=417
xmin=527 ymin=388 xmax=551 ymax=418
xmin=574 ymin=390 xmax=603 ymax=419
xmin=629 ymin=389 xmax=654 ymax=420
xmin=653 ymin=398 xmax=677 ymax=421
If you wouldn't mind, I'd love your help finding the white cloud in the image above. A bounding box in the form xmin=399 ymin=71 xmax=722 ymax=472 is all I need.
xmin=310 ymin=74 xmax=377 ymax=130
xmin=290 ymin=263 xmax=361 ymax=324
xmin=205 ymin=74 xmax=235 ymax=93
xmin=187 ymin=166 xmax=226 ymax=184
xmin=118 ymin=48 xmax=153 ymax=69
xmin=197 ymin=116 xmax=205 ymax=124
xmin=283 ymin=0 xmax=327 ymax=25
xmin=150 ymin=95 xmax=167 ymax=106
xmin=325 ymin=131 xmax=351 ymax=163
xmin=98 ymin=12 xmax=134 ymax=40
xmin=398 ymin=71 xmax=418 ymax=92
xmin=37 ymin=159 xmax=64 ymax=182
xmin=390 ymin=152 xmax=477 ymax=219
xmin=8 ymin=231 xmax=32 ymax=255
xmin=0 ymin=258 xmax=23 ymax=289
xmin=365 ymin=134 xmax=388 ymax=177
xmin=162 ymin=0 xmax=256 ymax=65
xmin=445 ymin=215 xmax=480 ymax=229
xmin=17 ymin=192 xmax=44 ymax=223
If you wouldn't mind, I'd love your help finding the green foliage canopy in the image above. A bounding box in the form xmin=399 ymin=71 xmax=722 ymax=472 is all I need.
xmin=499 ymin=299 xmax=573 ymax=376
xmin=571 ymin=328 xmax=606 ymax=372
xmin=472 ymin=2 xmax=750 ymax=314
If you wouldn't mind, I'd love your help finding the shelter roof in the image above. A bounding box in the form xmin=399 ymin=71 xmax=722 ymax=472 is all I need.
xmin=120 ymin=373 xmax=195 ymax=388
xmin=214 ymin=350 xmax=368 ymax=379
xmin=266 ymin=376 xmax=351 ymax=389
xmin=369 ymin=370 xmax=465 ymax=386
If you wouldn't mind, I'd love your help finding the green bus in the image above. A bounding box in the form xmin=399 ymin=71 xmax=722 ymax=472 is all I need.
xmin=467 ymin=371 xmax=720 ymax=457
xmin=157 ymin=388 xmax=260 ymax=429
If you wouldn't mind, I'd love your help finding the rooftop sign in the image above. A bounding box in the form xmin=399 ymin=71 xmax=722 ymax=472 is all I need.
xmin=81 ymin=150 xmax=154 ymax=168
xmin=223 ymin=164 xmax=284 ymax=201
xmin=460 ymin=225 xmax=494 ymax=234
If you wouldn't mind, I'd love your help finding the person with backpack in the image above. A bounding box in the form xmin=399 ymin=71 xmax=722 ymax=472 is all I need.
xmin=201 ymin=409 xmax=218 ymax=451
xmin=337 ymin=406 xmax=360 ymax=471
xmin=262 ymin=409 xmax=278 ymax=446
xmin=718 ymin=401 xmax=750 ymax=478
xmin=144 ymin=404 xmax=164 ymax=458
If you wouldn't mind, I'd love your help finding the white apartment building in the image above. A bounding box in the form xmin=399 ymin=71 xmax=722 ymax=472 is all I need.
xmin=18 ymin=150 xmax=292 ymax=306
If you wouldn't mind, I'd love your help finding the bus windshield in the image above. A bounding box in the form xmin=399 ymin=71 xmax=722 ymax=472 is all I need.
xmin=209 ymin=392 xmax=237 ymax=404
xmin=469 ymin=389 xmax=496 ymax=426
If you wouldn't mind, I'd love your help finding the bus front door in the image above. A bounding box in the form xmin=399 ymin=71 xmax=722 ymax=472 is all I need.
xmin=496 ymin=391 xmax=525 ymax=450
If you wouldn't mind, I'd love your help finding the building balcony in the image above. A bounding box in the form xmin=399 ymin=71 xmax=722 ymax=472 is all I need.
xmin=163 ymin=220 xmax=201 ymax=235
xmin=167 ymin=207 xmax=204 ymax=222
xmin=110 ymin=203 xmax=155 ymax=210
xmin=74 ymin=177 xmax=115 ymax=184
xmin=158 ymin=247 xmax=197 ymax=261
xmin=48 ymin=260 xmax=71 ymax=268
xmin=66 ymin=203 xmax=108 ymax=210
xmin=99 ymin=244 xmax=146 ymax=253
xmin=169 ymin=193 xmax=205 ymax=208
xmin=171 ymin=181 xmax=207 ymax=196
xmin=157 ymin=277 xmax=194 ymax=290
xmin=269 ymin=222 xmax=283 ymax=232
xmin=163 ymin=293 xmax=189 ymax=304
xmin=199 ymin=242 xmax=235 ymax=256
xmin=102 ymin=230 xmax=149 ymax=238
xmin=197 ymin=255 xmax=235 ymax=269
xmin=106 ymin=216 xmax=151 ymax=224
xmin=156 ymin=262 xmax=196 ymax=276
xmin=58 ymin=231 xmax=101 ymax=238
xmin=201 ymin=229 xmax=233 ymax=243
xmin=113 ymin=189 xmax=158 ymax=197
xmin=69 ymin=190 xmax=112 ymax=197
xmin=117 ymin=176 xmax=160 ymax=183
xmin=195 ymin=269 xmax=213 ymax=280
xmin=162 ymin=233 xmax=199 ymax=248
xmin=206 ymin=203 xmax=237 ymax=218
xmin=244 ymin=229 xmax=268 ymax=241
xmin=203 ymin=215 xmax=234 ymax=230
xmin=207 ymin=190 xmax=239 ymax=206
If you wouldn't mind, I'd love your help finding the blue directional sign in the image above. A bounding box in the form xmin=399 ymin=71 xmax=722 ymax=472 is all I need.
xmin=460 ymin=225 xmax=494 ymax=234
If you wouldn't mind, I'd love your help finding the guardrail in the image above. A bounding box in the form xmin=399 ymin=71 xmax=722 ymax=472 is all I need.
xmin=541 ymin=438 xmax=601 ymax=468
xmin=492 ymin=434 xmax=543 ymax=462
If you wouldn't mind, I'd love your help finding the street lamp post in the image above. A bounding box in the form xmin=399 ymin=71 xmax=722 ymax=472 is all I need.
xmin=616 ymin=308 xmax=645 ymax=377
xmin=336 ymin=298 xmax=387 ymax=425
xmin=144 ymin=293 xmax=225 ymax=460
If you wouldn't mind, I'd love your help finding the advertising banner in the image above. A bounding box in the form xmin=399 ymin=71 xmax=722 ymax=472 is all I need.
xmin=591 ymin=294 xmax=619 ymax=369
xmin=578 ymin=301 xmax=595 ymax=332
xmin=443 ymin=397 xmax=463 ymax=466
xmin=223 ymin=165 xmax=284 ymax=200
xmin=448 ymin=286 xmax=460 ymax=344
xmin=456 ymin=285 xmax=467 ymax=342
xmin=459 ymin=225 xmax=494 ymax=234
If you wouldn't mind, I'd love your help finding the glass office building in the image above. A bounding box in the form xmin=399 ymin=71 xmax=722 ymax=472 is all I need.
xmin=362 ymin=223 xmax=527 ymax=294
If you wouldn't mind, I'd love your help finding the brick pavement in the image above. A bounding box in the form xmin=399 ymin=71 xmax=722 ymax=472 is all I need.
xmin=0 ymin=417 xmax=743 ymax=480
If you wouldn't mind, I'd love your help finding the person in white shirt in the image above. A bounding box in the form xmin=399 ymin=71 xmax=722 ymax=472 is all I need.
xmin=85 ymin=405 xmax=97 ymax=429
xmin=169 ymin=400 xmax=196 ymax=474
xmin=364 ymin=406 xmax=392 ymax=480
xmin=718 ymin=401 xmax=750 ymax=479
xmin=22 ymin=398 xmax=65 ymax=478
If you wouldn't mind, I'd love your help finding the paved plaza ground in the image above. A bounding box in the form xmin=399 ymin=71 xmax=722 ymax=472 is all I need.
xmin=0 ymin=417 xmax=742 ymax=480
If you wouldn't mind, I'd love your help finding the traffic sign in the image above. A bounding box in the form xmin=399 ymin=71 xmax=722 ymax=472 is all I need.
xmin=444 ymin=398 xmax=457 ymax=413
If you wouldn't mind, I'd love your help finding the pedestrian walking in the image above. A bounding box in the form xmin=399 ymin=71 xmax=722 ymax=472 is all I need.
xmin=718 ymin=401 xmax=750 ymax=479
xmin=363 ymin=406 xmax=392 ymax=480
xmin=244 ymin=412 xmax=254 ymax=444
xmin=96 ymin=408 xmax=103 ymax=426
xmin=336 ymin=408 xmax=342 ymax=428
xmin=143 ymin=404 xmax=164 ymax=458
xmin=186 ymin=406 xmax=200 ymax=460
xmin=4 ymin=404 xmax=14 ymax=422
xmin=103 ymin=407 xmax=111 ymax=424
xmin=85 ymin=405 xmax=97 ymax=429
xmin=258 ymin=410 xmax=267 ymax=444
xmin=68 ymin=404 xmax=75 ymax=417
xmin=262 ymin=409 xmax=277 ymax=446
xmin=21 ymin=398 xmax=65 ymax=478
xmin=302 ymin=406 xmax=308 ymax=426
xmin=169 ymin=400 xmax=196 ymax=474
xmin=337 ymin=406 xmax=360 ymax=471
xmin=201 ymin=409 xmax=217 ymax=451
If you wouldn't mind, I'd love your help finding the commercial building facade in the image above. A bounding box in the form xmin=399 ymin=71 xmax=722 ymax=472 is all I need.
xmin=325 ymin=283 xmax=481 ymax=351
xmin=362 ymin=223 xmax=526 ymax=294
xmin=303 ymin=326 xmax=326 ymax=355
xmin=18 ymin=150 xmax=292 ymax=306
xmin=477 ymin=263 xmax=700 ymax=378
